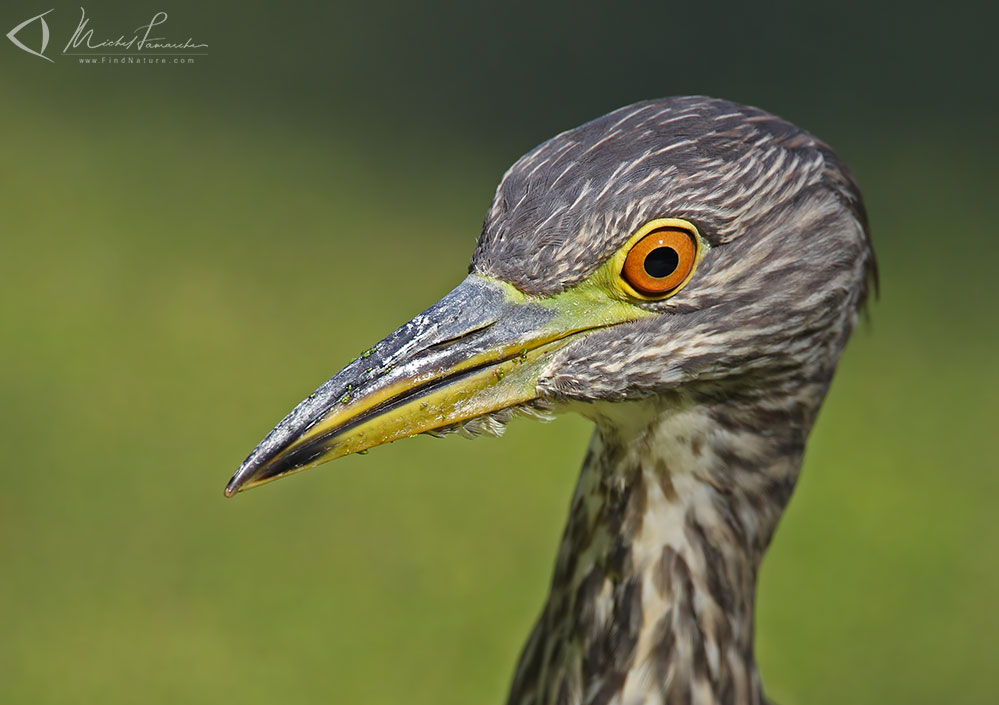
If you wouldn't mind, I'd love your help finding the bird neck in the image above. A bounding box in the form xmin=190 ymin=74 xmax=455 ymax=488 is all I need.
xmin=509 ymin=392 xmax=817 ymax=705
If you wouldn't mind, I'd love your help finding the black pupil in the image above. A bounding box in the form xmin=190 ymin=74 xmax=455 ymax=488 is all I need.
xmin=644 ymin=247 xmax=679 ymax=278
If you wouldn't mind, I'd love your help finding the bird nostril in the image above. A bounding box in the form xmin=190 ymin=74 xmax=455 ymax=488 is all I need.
xmin=423 ymin=320 xmax=498 ymax=353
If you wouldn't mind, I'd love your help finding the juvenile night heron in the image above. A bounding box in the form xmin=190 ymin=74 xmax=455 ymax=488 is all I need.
xmin=225 ymin=96 xmax=876 ymax=705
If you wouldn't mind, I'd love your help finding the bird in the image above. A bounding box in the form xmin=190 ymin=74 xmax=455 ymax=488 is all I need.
xmin=225 ymin=96 xmax=876 ymax=705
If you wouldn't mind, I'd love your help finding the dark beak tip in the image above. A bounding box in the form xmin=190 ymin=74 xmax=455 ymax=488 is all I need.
xmin=223 ymin=463 xmax=255 ymax=498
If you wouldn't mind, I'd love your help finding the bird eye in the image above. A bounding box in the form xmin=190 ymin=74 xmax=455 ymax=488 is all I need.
xmin=621 ymin=226 xmax=698 ymax=297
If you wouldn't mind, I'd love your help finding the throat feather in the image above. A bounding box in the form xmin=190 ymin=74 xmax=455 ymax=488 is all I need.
xmin=507 ymin=399 xmax=806 ymax=705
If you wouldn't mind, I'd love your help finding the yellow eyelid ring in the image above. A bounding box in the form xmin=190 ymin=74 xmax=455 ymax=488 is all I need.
xmin=612 ymin=217 xmax=706 ymax=301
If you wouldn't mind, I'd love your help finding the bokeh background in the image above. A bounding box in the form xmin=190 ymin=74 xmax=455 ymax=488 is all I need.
xmin=2 ymin=1 xmax=997 ymax=703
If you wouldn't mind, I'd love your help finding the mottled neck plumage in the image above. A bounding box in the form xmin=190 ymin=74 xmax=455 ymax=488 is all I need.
xmin=508 ymin=387 xmax=823 ymax=705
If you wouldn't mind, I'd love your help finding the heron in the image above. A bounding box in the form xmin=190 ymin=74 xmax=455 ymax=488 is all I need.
xmin=225 ymin=96 xmax=876 ymax=705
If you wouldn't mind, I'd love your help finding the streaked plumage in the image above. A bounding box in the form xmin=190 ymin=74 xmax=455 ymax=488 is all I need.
xmin=227 ymin=96 xmax=876 ymax=705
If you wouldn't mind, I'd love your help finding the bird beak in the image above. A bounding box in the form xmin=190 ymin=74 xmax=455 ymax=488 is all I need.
xmin=225 ymin=274 xmax=645 ymax=496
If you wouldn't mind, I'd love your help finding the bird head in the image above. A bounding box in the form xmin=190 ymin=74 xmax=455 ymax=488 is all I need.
xmin=225 ymin=96 xmax=876 ymax=496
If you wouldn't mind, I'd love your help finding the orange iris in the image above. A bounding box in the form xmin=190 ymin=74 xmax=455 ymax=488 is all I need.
xmin=621 ymin=228 xmax=697 ymax=296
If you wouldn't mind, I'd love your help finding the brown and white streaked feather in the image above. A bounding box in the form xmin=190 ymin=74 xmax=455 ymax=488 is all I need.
xmin=466 ymin=97 xmax=875 ymax=704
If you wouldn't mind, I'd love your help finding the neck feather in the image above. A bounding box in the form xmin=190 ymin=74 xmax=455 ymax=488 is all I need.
xmin=507 ymin=390 xmax=820 ymax=705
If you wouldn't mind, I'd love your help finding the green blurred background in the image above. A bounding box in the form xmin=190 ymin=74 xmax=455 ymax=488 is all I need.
xmin=2 ymin=1 xmax=997 ymax=703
